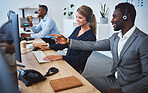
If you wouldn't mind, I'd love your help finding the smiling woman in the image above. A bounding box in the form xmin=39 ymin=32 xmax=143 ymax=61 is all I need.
xmin=36 ymin=5 xmax=97 ymax=73
xmin=76 ymin=5 xmax=97 ymax=34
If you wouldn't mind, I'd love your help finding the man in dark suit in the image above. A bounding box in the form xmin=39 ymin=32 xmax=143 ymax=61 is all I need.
xmin=51 ymin=2 xmax=148 ymax=93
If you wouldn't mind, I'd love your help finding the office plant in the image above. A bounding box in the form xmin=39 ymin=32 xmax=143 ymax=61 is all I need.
xmin=100 ymin=3 xmax=109 ymax=24
xmin=63 ymin=4 xmax=75 ymax=19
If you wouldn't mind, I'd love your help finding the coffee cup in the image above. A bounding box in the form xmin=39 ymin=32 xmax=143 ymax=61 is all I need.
xmin=21 ymin=40 xmax=26 ymax=48
xmin=27 ymin=16 xmax=33 ymax=22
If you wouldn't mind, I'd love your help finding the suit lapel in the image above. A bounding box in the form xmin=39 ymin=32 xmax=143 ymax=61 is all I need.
xmin=113 ymin=36 xmax=120 ymax=62
xmin=118 ymin=28 xmax=139 ymax=63
xmin=111 ymin=36 xmax=120 ymax=73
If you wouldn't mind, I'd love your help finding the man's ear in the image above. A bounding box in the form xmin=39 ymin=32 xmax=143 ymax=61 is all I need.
xmin=127 ymin=13 xmax=133 ymax=23
xmin=44 ymin=9 xmax=46 ymax=12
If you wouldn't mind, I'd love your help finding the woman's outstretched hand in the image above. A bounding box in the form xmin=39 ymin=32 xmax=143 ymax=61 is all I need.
xmin=50 ymin=34 xmax=70 ymax=44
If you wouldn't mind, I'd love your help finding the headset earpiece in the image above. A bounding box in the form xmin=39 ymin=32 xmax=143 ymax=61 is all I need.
xmin=86 ymin=12 xmax=93 ymax=22
xmin=123 ymin=15 xmax=128 ymax=21
xmin=122 ymin=5 xmax=130 ymax=21
xmin=86 ymin=18 xmax=91 ymax=22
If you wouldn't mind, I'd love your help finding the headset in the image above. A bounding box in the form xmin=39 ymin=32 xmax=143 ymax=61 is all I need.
xmin=80 ymin=13 xmax=93 ymax=26
xmin=115 ymin=4 xmax=130 ymax=28
xmin=86 ymin=17 xmax=91 ymax=22
xmin=86 ymin=12 xmax=93 ymax=22
xmin=122 ymin=4 xmax=130 ymax=21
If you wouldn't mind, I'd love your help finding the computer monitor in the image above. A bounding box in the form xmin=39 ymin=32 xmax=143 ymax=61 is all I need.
xmin=0 ymin=11 xmax=22 ymax=62
xmin=10 ymin=12 xmax=22 ymax=62
xmin=0 ymin=11 xmax=21 ymax=93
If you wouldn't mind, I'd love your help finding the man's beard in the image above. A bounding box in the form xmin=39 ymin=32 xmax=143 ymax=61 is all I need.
xmin=114 ymin=26 xmax=121 ymax=31
xmin=114 ymin=23 xmax=123 ymax=31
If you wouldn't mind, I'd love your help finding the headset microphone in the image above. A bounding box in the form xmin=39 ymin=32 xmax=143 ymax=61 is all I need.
xmin=80 ymin=22 xmax=88 ymax=27
xmin=80 ymin=12 xmax=93 ymax=27
xmin=115 ymin=18 xmax=124 ymax=28
xmin=81 ymin=15 xmax=92 ymax=27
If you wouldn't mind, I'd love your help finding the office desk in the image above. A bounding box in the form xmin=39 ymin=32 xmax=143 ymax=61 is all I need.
xmin=18 ymin=39 xmax=100 ymax=93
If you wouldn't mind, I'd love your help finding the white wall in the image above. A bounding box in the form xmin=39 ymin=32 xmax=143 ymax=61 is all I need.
xmin=68 ymin=0 xmax=122 ymax=36
xmin=1 ymin=0 xmax=148 ymax=34
xmin=135 ymin=1 xmax=148 ymax=34
xmin=68 ymin=0 xmax=148 ymax=35
xmin=0 ymin=0 xmax=67 ymax=32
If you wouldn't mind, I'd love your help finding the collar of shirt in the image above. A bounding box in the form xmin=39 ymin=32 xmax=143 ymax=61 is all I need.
xmin=115 ymin=26 xmax=136 ymax=79
xmin=118 ymin=25 xmax=136 ymax=40
xmin=117 ymin=25 xmax=136 ymax=57
xmin=41 ymin=14 xmax=48 ymax=22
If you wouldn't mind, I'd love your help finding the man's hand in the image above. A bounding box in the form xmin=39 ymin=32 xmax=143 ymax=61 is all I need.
xmin=50 ymin=34 xmax=70 ymax=44
xmin=21 ymin=33 xmax=31 ymax=38
xmin=104 ymin=89 xmax=123 ymax=93
xmin=27 ymin=16 xmax=33 ymax=26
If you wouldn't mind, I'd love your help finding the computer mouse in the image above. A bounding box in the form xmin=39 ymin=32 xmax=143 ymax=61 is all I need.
xmin=32 ymin=47 xmax=41 ymax=51
xmin=26 ymin=30 xmax=31 ymax=32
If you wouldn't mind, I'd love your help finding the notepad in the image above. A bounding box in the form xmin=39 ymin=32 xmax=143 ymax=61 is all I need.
xmin=50 ymin=76 xmax=83 ymax=92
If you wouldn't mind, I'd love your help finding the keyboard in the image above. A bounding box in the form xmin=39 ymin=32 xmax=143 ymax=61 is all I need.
xmin=32 ymin=51 xmax=51 ymax=63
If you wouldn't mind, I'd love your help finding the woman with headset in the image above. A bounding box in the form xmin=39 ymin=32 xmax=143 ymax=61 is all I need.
xmin=36 ymin=5 xmax=97 ymax=73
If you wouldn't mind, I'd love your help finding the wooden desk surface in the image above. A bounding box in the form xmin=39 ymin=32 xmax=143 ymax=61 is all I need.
xmin=18 ymin=39 xmax=100 ymax=93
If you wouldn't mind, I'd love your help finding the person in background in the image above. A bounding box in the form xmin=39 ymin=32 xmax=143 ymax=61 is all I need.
xmin=21 ymin=5 xmax=59 ymax=45
xmin=37 ymin=5 xmax=96 ymax=73
xmin=51 ymin=2 xmax=148 ymax=93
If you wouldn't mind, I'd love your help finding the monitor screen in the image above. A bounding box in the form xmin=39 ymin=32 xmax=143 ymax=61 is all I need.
xmin=0 ymin=11 xmax=20 ymax=93
xmin=10 ymin=12 xmax=22 ymax=62
xmin=0 ymin=11 xmax=22 ymax=62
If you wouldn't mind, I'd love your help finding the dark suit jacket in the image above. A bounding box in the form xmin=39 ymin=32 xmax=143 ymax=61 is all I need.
xmin=70 ymin=27 xmax=148 ymax=93
xmin=50 ymin=26 xmax=96 ymax=73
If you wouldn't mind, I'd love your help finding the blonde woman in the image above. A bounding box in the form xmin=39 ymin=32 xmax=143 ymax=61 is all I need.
xmin=37 ymin=5 xmax=97 ymax=73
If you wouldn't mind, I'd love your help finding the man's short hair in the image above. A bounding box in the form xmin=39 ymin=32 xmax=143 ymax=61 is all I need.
xmin=115 ymin=2 xmax=136 ymax=23
xmin=39 ymin=5 xmax=48 ymax=12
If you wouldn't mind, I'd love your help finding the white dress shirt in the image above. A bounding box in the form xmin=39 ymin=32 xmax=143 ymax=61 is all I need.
xmin=115 ymin=26 xmax=136 ymax=78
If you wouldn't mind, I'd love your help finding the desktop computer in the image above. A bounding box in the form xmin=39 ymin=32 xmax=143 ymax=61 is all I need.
xmin=9 ymin=11 xmax=22 ymax=62
xmin=0 ymin=10 xmax=22 ymax=93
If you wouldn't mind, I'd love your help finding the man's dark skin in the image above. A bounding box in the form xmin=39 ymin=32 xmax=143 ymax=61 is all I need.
xmin=21 ymin=6 xmax=47 ymax=38
xmin=50 ymin=5 xmax=135 ymax=93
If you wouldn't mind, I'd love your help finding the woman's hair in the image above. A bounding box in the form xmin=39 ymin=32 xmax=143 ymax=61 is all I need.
xmin=77 ymin=5 xmax=97 ymax=34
